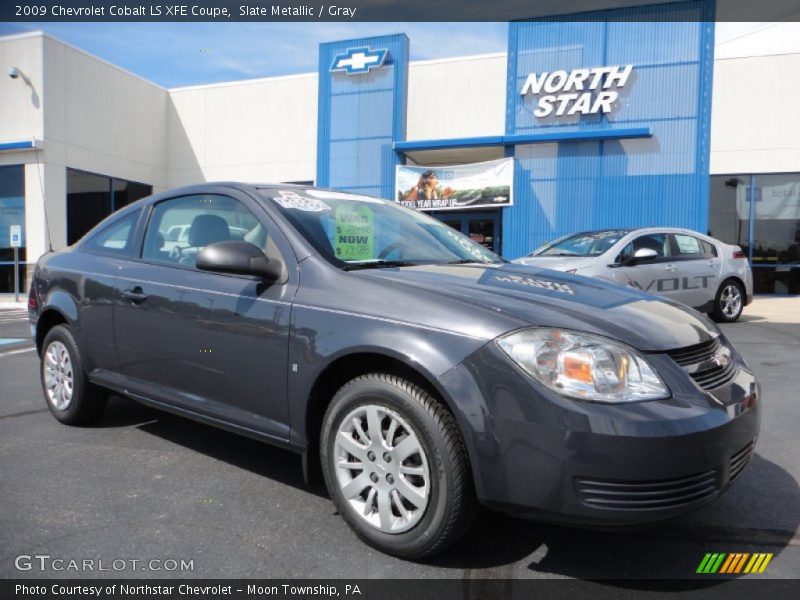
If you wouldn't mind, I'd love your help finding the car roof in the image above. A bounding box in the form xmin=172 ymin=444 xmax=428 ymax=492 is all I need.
xmin=570 ymin=227 xmax=712 ymax=238
xmin=624 ymin=227 xmax=715 ymax=238
xmin=566 ymin=228 xmax=634 ymax=236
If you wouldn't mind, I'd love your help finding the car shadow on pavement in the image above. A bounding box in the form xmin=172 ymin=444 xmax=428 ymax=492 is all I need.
xmin=94 ymin=395 xmax=328 ymax=498
xmin=737 ymin=315 xmax=767 ymax=323
xmin=426 ymin=454 xmax=799 ymax=585
xmin=92 ymin=397 xmax=798 ymax=585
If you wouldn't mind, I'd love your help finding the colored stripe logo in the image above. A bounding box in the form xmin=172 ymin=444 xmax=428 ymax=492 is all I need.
xmin=696 ymin=552 xmax=773 ymax=574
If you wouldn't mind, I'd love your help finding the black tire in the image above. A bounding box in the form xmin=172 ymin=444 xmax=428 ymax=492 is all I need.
xmin=320 ymin=373 xmax=477 ymax=559
xmin=40 ymin=324 xmax=108 ymax=425
xmin=711 ymin=279 xmax=745 ymax=323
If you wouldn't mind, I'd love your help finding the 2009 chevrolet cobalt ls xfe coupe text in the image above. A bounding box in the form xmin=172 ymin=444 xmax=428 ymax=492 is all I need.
xmin=29 ymin=183 xmax=759 ymax=559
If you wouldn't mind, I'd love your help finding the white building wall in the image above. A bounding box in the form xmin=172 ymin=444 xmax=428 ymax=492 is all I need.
xmin=0 ymin=33 xmax=46 ymax=280
xmin=0 ymin=33 xmax=43 ymax=144
xmin=39 ymin=36 xmax=170 ymax=252
xmin=41 ymin=34 xmax=170 ymax=199
xmin=710 ymin=52 xmax=800 ymax=175
xmin=167 ymin=73 xmax=318 ymax=187
xmin=2 ymin=32 xmax=171 ymax=266
xmin=406 ymin=53 xmax=507 ymax=140
xmin=164 ymin=52 xmax=508 ymax=187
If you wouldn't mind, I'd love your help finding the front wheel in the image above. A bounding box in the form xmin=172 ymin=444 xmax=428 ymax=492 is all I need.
xmin=712 ymin=279 xmax=744 ymax=323
xmin=320 ymin=373 xmax=476 ymax=559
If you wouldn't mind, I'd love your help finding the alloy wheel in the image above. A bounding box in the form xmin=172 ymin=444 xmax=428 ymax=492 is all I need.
xmin=720 ymin=284 xmax=742 ymax=319
xmin=43 ymin=341 xmax=74 ymax=410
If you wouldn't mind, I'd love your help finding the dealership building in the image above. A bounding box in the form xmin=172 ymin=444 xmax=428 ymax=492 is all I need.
xmin=1 ymin=0 xmax=799 ymax=295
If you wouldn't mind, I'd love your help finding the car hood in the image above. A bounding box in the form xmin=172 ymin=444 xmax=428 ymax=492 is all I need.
xmin=357 ymin=262 xmax=718 ymax=352
xmin=512 ymin=256 xmax=599 ymax=271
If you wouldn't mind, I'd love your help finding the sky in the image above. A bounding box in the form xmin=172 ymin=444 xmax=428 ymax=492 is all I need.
xmin=0 ymin=21 xmax=798 ymax=88
xmin=0 ymin=22 xmax=509 ymax=87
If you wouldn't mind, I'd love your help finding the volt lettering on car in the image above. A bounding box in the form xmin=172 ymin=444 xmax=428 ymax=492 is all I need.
xmin=626 ymin=276 xmax=713 ymax=293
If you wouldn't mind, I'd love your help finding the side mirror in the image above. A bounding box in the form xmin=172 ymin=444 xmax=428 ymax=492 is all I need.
xmin=196 ymin=240 xmax=284 ymax=283
xmin=626 ymin=247 xmax=658 ymax=266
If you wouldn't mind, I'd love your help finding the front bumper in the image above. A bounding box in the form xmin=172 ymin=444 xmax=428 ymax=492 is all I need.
xmin=438 ymin=339 xmax=760 ymax=527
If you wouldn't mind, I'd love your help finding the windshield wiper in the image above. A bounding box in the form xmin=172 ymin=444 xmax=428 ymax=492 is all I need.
xmin=342 ymin=260 xmax=419 ymax=271
xmin=443 ymin=259 xmax=496 ymax=265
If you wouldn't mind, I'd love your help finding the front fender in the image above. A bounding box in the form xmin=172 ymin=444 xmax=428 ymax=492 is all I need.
xmin=286 ymin=302 xmax=490 ymax=450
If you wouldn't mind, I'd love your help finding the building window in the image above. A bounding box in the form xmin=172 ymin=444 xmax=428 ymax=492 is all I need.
xmin=67 ymin=170 xmax=111 ymax=246
xmin=753 ymin=174 xmax=800 ymax=294
xmin=0 ymin=165 xmax=25 ymax=294
xmin=709 ymin=173 xmax=800 ymax=294
xmin=708 ymin=175 xmax=749 ymax=256
xmin=113 ymin=178 xmax=153 ymax=210
xmin=67 ymin=168 xmax=152 ymax=245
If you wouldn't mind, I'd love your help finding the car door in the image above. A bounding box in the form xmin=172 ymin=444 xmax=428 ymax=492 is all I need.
xmin=71 ymin=209 xmax=144 ymax=374
xmin=611 ymin=232 xmax=681 ymax=300
xmin=112 ymin=189 xmax=298 ymax=441
xmin=668 ymin=233 xmax=720 ymax=309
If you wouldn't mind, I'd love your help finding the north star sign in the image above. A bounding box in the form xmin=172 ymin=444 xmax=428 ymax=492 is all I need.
xmin=520 ymin=65 xmax=634 ymax=117
xmin=331 ymin=47 xmax=388 ymax=75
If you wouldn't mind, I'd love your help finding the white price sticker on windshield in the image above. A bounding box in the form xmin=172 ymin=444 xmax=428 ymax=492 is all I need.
xmin=274 ymin=190 xmax=331 ymax=212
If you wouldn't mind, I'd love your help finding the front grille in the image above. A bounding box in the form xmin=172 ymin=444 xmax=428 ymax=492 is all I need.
xmin=692 ymin=360 xmax=737 ymax=390
xmin=730 ymin=440 xmax=755 ymax=482
xmin=575 ymin=471 xmax=718 ymax=511
xmin=667 ymin=337 xmax=737 ymax=391
xmin=668 ymin=338 xmax=721 ymax=367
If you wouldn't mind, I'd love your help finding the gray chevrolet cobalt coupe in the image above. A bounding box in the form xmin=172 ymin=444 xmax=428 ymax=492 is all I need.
xmin=29 ymin=183 xmax=759 ymax=559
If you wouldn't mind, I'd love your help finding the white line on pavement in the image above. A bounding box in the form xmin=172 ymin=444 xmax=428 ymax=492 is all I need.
xmin=0 ymin=346 xmax=35 ymax=358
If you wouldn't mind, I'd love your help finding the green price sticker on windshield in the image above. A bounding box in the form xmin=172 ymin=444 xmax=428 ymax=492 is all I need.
xmin=335 ymin=204 xmax=374 ymax=261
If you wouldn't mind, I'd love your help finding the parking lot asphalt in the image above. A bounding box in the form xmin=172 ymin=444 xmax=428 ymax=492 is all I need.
xmin=0 ymin=299 xmax=798 ymax=582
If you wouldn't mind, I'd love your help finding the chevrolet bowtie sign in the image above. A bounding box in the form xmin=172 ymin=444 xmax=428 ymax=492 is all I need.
xmin=331 ymin=47 xmax=388 ymax=75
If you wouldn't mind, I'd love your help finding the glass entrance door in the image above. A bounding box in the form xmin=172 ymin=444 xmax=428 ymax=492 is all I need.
xmin=432 ymin=211 xmax=501 ymax=254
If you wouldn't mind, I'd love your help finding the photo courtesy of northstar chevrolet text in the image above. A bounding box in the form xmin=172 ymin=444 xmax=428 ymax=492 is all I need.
xmin=0 ymin=0 xmax=798 ymax=597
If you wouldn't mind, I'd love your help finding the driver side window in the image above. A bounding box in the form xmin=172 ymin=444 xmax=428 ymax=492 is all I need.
xmin=617 ymin=233 xmax=672 ymax=264
xmin=142 ymin=194 xmax=269 ymax=267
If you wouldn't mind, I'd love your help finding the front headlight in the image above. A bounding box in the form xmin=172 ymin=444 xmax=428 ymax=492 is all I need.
xmin=496 ymin=328 xmax=669 ymax=403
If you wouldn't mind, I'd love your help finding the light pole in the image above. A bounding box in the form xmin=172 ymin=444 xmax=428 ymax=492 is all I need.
xmin=7 ymin=66 xmax=32 ymax=303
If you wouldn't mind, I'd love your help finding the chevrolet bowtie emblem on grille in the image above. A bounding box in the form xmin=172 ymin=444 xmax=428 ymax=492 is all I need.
xmin=331 ymin=47 xmax=388 ymax=75
xmin=713 ymin=347 xmax=732 ymax=368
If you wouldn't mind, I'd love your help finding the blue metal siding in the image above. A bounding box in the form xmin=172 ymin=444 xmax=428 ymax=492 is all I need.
xmin=394 ymin=128 xmax=651 ymax=152
xmin=0 ymin=140 xmax=34 ymax=152
xmin=317 ymin=35 xmax=409 ymax=199
xmin=503 ymin=0 xmax=715 ymax=258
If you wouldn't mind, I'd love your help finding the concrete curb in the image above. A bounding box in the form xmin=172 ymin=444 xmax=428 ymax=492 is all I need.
xmin=0 ymin=303 xmax=26 ymax=310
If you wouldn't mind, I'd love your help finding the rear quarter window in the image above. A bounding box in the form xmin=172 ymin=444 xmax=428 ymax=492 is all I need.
xmin=702 ymin=240 xmax=718 ymax=257
xmin=674 ymin=234 xmax=717 ymax=258
xmin=82 ymin=211 xmax=139 ymax=256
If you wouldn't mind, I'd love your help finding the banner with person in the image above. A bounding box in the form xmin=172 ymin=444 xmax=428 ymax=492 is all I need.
xmin=395 ymin=158 xmax=514 ymax=211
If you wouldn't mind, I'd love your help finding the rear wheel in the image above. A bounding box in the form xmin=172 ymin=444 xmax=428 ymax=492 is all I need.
xmin=320 ymin=373 xmax=476 ymax=559
xmin=40 ymin=325 xmax=108 ymax=424
xmin=712 ymin=279 xmax=744 ymax=323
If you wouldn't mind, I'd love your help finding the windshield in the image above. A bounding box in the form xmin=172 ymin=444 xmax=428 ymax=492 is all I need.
xmin=263 ymin=189 xmax=502 ymax=268
xmin=533 ymin=230 xmax=628 ymax=257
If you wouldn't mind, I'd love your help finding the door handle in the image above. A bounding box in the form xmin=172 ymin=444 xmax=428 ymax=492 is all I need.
xmin=664 ymin=264 xmax=676 ymax=272
xmin=121 ymin=287 xmax=148 ymax=303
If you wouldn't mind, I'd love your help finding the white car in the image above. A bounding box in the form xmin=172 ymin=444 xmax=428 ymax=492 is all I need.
xmin=514 ymin=227 xmax=753 ymax=322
